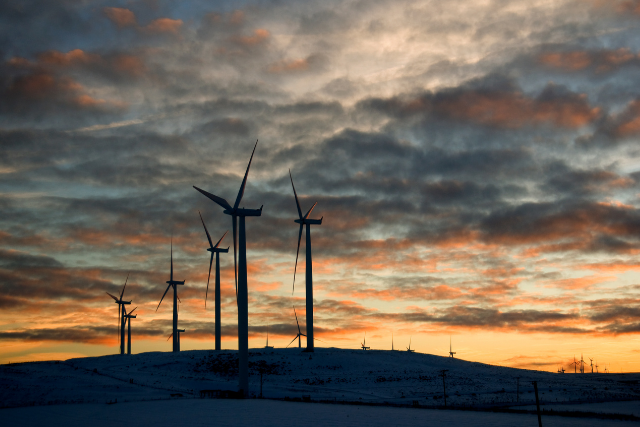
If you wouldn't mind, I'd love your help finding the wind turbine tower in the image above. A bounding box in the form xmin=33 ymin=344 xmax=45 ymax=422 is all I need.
xmin=198 ymin=211 xmax=229 ymax=351
xmin=124 ymin=307 xmax=137 ymax=355
xmin=589 ymin=357 xmax=594 ymax=373
xmin=289 ymin=171 xmax=323 ymax=352
xmin=194 ymin=140 xmax=262 ymax=397
xmin=106 ymin=274 xmax=131 ymax=355
xmin=157 ymin=241 xmax=185 ymax=352
xmin=449 ymin=336 xmax=456 ymax=358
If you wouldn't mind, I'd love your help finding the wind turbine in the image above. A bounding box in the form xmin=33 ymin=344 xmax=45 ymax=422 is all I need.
xmin=194 ymin=140 xmax=262 ymax=397
xmin=571 ymin=355 xmax=579 ymax=373
xmin=557 ymin=366 xmax=565 ymax=373
xmin=589 ymin=357 xmax=594 ymax=373
xmin=156 ymin=240 xmax=185 ymax=352
xmin=106 ymin=273 xmax=131 ymax=355
xmin=124 ymin=307 xmax=137 ymax=355
xmin=286 ymin=306 xmax=306 ymax=348
xmin=198 ymin=211 xmax=229 ymax=351
xmin=596 ymin=360 xmax=599 ymax=373
xmin=580 ymin=354 xmax=585 ymax=374
xmin=449 ymin=336 xmax=456 ymax=358
xmin=361 ymin=332 xmax=370 ymax=350
xmin=407 ymin=337 xmax=415 ymax=352
xmin=391 ymin=332 xmax=394 ymax=351
xmin=264 ymin=325 xmax=274 ymax=349
xmin=289 ymin=170 xmax=323 ymax=352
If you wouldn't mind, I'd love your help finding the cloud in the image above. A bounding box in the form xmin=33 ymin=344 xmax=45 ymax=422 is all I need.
xmin=144 ymin=18 xmax=183 ymax=35
xmin=103 ymin=7 xmax=137 ymax=28
xmin=360 ymin=79 xmax=600 ymax=129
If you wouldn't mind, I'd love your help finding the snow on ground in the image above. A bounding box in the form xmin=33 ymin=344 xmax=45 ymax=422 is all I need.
xmin=3 ymin=399 xmax=640 ymax=427
xmin=1 ymin=348 xmax=639 ymax=426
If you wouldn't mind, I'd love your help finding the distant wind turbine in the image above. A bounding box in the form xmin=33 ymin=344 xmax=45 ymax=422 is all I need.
xmin=289 ymin=170 xmax=323 ymax=352
xmin=286 ymin=306 xmax=306 ymax=348
xmin=264 ymin=325 xmax=274 ymax=349
xmin=589 ymin=357 xmax=594 ymax=373
xmin=198 ymin=211 xmax=228 ymax=351
xmin=571 ymin=355 xmax=579 ymax=373
xmin=391 ymin=332 xmax=394 ymax=351
xmin=194 ymin=140 xmax=262 ymax=396
xmin=361 ymin=332 xmax=370 ymax=350
xmin=124 ymin=306 xmax=137 ymax=355
xmin=106 ymin=273 xmax=131 ymax=355
xmin=449 ymin=336 xmax=456 ymax=358
xmin=156 ymin=240 xmax=185 ymax=352
xmin=407 ymin=337 xmax=415 ymax=352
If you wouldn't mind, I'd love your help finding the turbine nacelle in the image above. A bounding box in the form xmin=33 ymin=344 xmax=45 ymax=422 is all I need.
xmin=223 ymin=207 xmax=263 ymax=216
xmin=294 ymin=217 xmax=323 ymax=225
xmin=207 ymin=246 xmax=230 ymax=253
xmin=166 ymin=280 xmax=185 ymax=286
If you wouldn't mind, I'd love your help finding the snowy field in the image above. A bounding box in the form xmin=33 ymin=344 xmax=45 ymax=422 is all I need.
xmin=4 ymin=399 xmax=639 ymax=427
xmin=2 ymin=348 xmax=639 ymax=426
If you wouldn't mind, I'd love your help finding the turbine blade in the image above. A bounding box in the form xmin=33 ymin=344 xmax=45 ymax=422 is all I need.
xmin=292 ymin=223 xmax=303 ymax=294
xmin=156 ymin=284 xmax=172 ymax=311
xmin=129 ymin=306 xmax=137 ymax=315
xmin=205 ymin=252 xmax=213 ymax=308
xmin=289 ymin=170 xmax=303 ymax=219
xmin=213 ymin=230 xmax=228 ymax=249
xmin=286 ymin=336 xmax=298 ymax=348
xmin=233 ymin=139 xmax=258 ymax=210
xmin=198 ymin=211 xmax=214 ymax=248
xmin=193 ymin=186 xmax=232 ymax=211
xmin=303 ymin=202 xmax=318 ymax=220
xmin=167 ymin=333 xmax=173 ymax=341
xmin=120 ymin=272 xmax=130 ymax=300
xmin=106 ymin=292 xmax=119 ymax=302
xmin=294 ymin=306 xmax=301 ymax=334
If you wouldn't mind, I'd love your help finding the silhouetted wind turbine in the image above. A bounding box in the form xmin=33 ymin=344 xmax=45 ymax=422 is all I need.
xmin=289 ymin=170 xmax=323 ymax=352
xmin=198 ymin=211 xmax=229 ymax=351
xmin=124 ymin=307 xmax=137 ymax=355
xmin=589 ymin=357 xmax=594 ymax=373
xmin=407 ymin=337 xmax=415 ymax=352
xmin=264 ymin=324 xmax=273 ymax=349
xmin=361 ymin=332 xmax=370 ymax=350
xmin=194 ymin=141 xmax=262 ymax=397
xmin=106 ymin=273 xmax=131 ymax=355
xmin=449 ymin=336 xmax=456 ymax=358
xmin=286 ymin=306 xmax=306 ymax=348
xmin=156 ymin=240 xmax=185 ymax=352
xmin=391 ymin=332 xmax=394 ymax=351
xmin=596 ymin=360 xmax=599 ymax=373
xmin=571 ymin=355 xmax=579 ymax=373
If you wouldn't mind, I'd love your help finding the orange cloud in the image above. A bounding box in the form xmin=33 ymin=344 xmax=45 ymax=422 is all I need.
xmin=144 ymin=18 xmax=183 ymax=35
xmin=268 ymin=58 xmax=310 ymax=74
xmin=104 ymin=7 xmax=137 ymax=28
xmin=38 ymin=49 xmax=100 ymax=66
xmin=539 ymin=48 xmax=636 ymax=73
xmin=113 ymin=54 xmax=148 ymax=77
xmin=233 ymin=29 xmax=269 ymax=46
xmin=539 ymin=51 xmax=591 ymax=70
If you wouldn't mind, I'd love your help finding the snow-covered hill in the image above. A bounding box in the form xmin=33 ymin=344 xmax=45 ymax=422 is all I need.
xmin=2 ymin=348 xmax=640 ymax=425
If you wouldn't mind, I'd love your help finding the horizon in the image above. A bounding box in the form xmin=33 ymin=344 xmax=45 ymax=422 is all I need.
xmin=3 ymin=0 xmax=640 ymax=374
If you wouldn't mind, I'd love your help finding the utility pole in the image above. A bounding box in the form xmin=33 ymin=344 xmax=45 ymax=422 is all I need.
xmin=532 ymin=381 xmax=542 ymax=427
xmin=439 ymin=369 xmax=449 ymax=408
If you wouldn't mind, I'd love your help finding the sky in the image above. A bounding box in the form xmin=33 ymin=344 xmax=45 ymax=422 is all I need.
xmin=2 ymin=0 xmax=640 ymax=373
